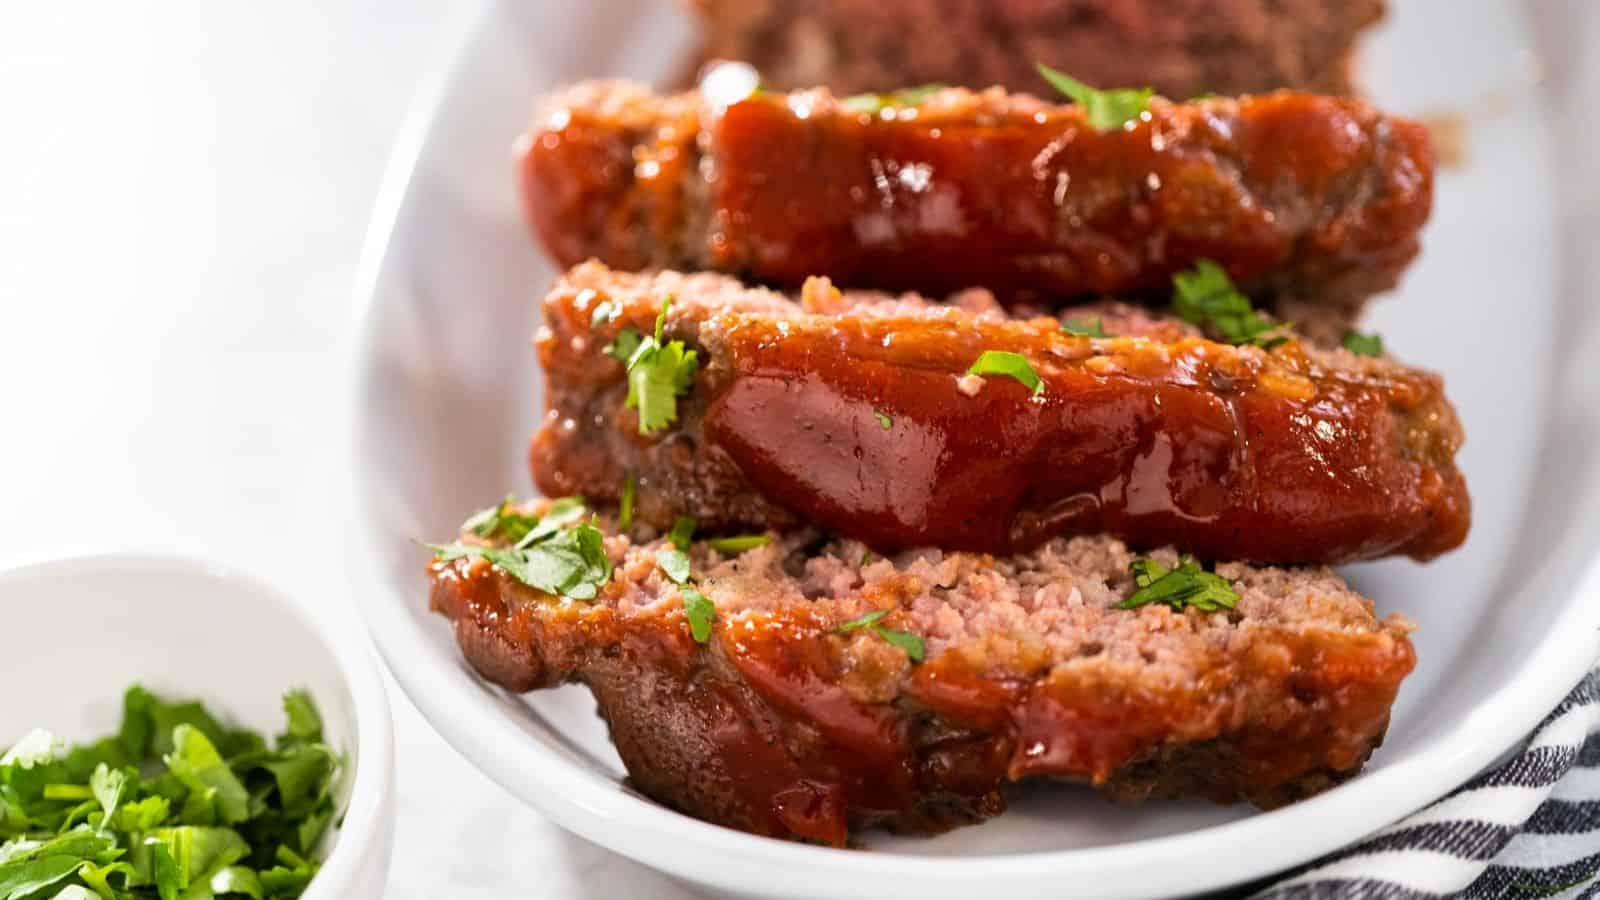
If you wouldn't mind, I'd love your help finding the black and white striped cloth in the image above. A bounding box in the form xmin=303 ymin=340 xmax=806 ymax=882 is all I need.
xmin=1255 ymin=669 xmax=1600 ymax=899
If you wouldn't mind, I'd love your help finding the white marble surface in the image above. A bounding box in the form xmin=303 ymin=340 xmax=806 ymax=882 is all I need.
xmin=0 ymin=3 xmax=701 ymax=897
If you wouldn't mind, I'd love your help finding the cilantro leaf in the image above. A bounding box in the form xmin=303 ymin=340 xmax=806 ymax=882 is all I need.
xmin=874 ymin=628 xmax=926 ymax=662
xmin=832 ymin=610 xmax=925 ymax=662
xmin=605 ymin=298 xmax=700 ymax=434
xmin=627 ymin=340 xmax=699 ymax=434
xmin=840 ymin=83 xmax=948 ymax=114
xmin=1171 ymin=260 xmax=1288 ymax=347
xmin=279 ymin=691 xmax=323 ymax=747
xmin=1 ymin=687 xmax=341 ymax=899
xmin=2 ymin=731 xmax=60 ymax=769
xmin=603 ymin=328 xmax=643 ymax=364
xmin=682 ymin=587 xmax=715 ymax=643
xmin=1116 ymin=555 xmax=1240 ymax=612
xmin=460 ymin=495 xmax=542 ymax=544
xmin=618 ymin=474 xmax=637 ymax=531
xmin=966 ymin=350 xmax=1044 ymax=396
xmin=872 ymin=409 xmax=893 ymax=430
xmin=834 ymin=609 xmax=890 ymax=632
xmin=655 ymin=548 xmax=692 ymax=585
xmin=1036 ymin=63 xmax=1152 ymax=131
xmin=1062 ymin=316 xmax=1109 ymax=338
xmin=166 ymin=726 xmax=251 ymax=825
xmin=667 ymin=516 xmax=696 ymax=552
xmin=706 ymin=534 xmax=770 ymax=554
xmin=1342 ymin=330 xmax=1384 ymax=356
xmin=430 ymin=521 xmax=613 ymax=602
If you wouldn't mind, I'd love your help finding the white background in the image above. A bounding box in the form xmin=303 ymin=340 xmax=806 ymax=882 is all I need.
xmin=0 ymin=3 xmax=699 ymax=897
xmin=3 ymin=2 xmax=1596 ymax=898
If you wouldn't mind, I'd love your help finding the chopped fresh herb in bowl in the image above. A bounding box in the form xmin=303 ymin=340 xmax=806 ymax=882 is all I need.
xmin=0 ymin=685 xmax=343 ymax=899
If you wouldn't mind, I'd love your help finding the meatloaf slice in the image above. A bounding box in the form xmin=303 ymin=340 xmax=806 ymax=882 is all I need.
xmin=684 ymin=0 xmax=1384 ymax=100
xmin=520 ymin=81 xmax=1433 ymax=321
xmin=429 ymin=501 xmax=1416 ymax=845
xmin=532 ymin=263 xmax=1469 ymax=564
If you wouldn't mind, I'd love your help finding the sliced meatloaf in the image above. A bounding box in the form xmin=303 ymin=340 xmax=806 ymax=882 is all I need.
xmin=429 ymin=501 xmax=1416 ymax=845
xmin=531 ymin=263 xmax=1470 ymax=564
xmin=519 ymin=81 xmax=1433 ymax=320
xmin=684 ymin=0 xmax=1384 ymax=100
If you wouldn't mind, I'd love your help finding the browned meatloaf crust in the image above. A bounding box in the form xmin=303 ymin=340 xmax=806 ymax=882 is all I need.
xmin=684 ymin=0 xmax=1384 ymax=100
xmin=531 ymin=263 xmax=1470 ymax=564
xmin=429 ymin=505 xmax=1417 ymax=845
xmin=519 ymin=81 xmax=1433 ymax=322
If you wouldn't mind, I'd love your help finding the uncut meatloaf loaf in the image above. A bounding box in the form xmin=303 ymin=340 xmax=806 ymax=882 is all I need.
xmin=520 ymin=81 xmax=1433 ymax=321
xmin=685 ymin=0 xmax=1383 ymax=100
xmin=532 ymin=263 xmax=1470 ymax=564
xmin=428 ymin=502 xmax=1416 ymax=845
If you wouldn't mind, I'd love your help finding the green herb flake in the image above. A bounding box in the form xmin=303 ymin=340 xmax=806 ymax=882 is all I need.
xmin=966 ymin=350 xmax=1044 ymax=396
xmin=1342 ymin=330 xmax=1384 ymax=357
xmin=668 ymin=516 xmax=697 ymax=552
xmin=1036 ymin=63 xmax=1153 ymax=131
xmin=460 ymin=495 xmax=542 ymax=545
xmin=832 ymin=609 xmax=924 ymax=662
xmin=618 ymin=473 xmax=637 ymax=531
xmin=0 ymin=686 xmax=341 ymax=899
xmin=1171 ymin=260 xmax=1289 ymax=347
xmin=1062 ymin=316 xmax=1109 ymax=338
xmin=1116 ymin=555 xmax=1240 ymax=613
xmin=682 ymin=587 xmax=715 ymax=643
xmin=428 ymin=519 xmax=612 ymax=602
xmin=656 ymin=548 xmax=692 ymax=585
xmin=872 ymin=409 xmax=893 ymax=430
xmin=605 ymin=297 xmax=699 ymax=434
xmin=706 ymin=534 xmax=770 ymax=554
xmin=840 ymin=83 xmax=948 ymax=114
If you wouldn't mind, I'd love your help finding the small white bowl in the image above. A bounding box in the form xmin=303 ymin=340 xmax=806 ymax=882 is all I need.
xmin=0 ymin=552 xmax=395 ymax=899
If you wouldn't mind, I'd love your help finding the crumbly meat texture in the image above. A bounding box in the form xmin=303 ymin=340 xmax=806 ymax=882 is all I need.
xmin=428 ymin=505 xmax=1416 ymax=845
xmin=532 ymin=263 xmax=1469 ymax=564
xmin=683 ymin=0 xmax=1384 ymax=100
xmin=519 ymin=81 xmax=1432 ymax=328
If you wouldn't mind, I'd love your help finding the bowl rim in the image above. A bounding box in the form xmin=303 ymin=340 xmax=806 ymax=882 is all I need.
xmin=343 ymin=2 xmax=1600 ymax=896
xmin=0 ymin=550 xmax=396 ymax=899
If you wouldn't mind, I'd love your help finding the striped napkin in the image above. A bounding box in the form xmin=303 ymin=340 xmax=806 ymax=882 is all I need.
xmin=1255 ymin=669 xmax=1600 ymax=898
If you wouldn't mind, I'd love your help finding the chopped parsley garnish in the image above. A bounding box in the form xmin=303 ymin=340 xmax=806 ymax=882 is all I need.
xmin=431 ymin=497 xmax=611 ymax=601
xmin=681 ymin=587 xmax=715 ymax=643
xmin=1062 ymin=316 xmax=1109 ymax=338
xmin=966 ymin=350 xmax=1044 ymax=396
xmin=618 ymin=474 xmax=636 ymax=531
xmin=840 ymin=83 xmax=948 ymax=114
xmin=832 ymin=609 xmax=926 ymax=662
xmin=1171 ymin=260 xmax=1290 ymax=347
xmin=1342 ymin=330 xmax=1384 ymax=356
xmin=667 ymin=516 xmax=696 ymax=552
xmin=706 ymin=534 xmax=770 ymax=554
xmin=860 ymin=551 xmax=875 ymax=566
xmin=0 ymin=686 xmax=341 ymax=899
xmin=655 ymin=548 xmax=691 ymax=585
xmin=1036 ymin=63 xmax=1153 ymax=132
xmin=872 ymin=409 xmax=893 ymax=430
xmin=1115 ymin=555 xmax=1240 ymax=612
xmin=605 ymin=296 xmax=700 ymax=434
xmin=651 ymin=542 xmax=713 ymax=643
xmin=461 ymin=495 xmax=541 ymax=544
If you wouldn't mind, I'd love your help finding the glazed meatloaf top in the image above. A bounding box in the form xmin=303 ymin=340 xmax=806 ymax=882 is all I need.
xmin=531 ymin=263 xmax=1470 ymax=564
xmin=684 ymin=0 xmax=1384 ymax=100
xmin=429 ymin=499 xmax=1416 ymax=845
xmin=520 ymin=81 xmax=1433 ymax=318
